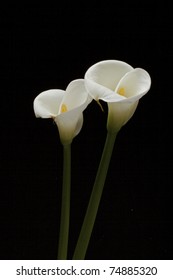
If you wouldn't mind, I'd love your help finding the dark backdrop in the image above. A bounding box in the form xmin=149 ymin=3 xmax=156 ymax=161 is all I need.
xmin=0 ymin=4 xmax=172 ymax=260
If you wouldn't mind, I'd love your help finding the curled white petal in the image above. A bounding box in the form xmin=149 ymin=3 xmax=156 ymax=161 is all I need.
xmin=33 ymin=89 xmax=64 ymax=118
xmin=61 ymin=79 xmax=92 ymax=112
xmin=107 ymin=68 xmax=151 ymax=132
xmin=85 ymin=60 xmax=133 ymax=90
xmin=55 ymin=79 xmax=92 ymax=144
xmin=114 ymin=68 xmax=151 ymax=103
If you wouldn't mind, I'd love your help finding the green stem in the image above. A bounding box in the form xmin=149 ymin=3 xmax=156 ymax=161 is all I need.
xmin=58 ymin=144 xmax=71 ymax=260
xmin=73 ymin=131 xmax=117 ymax=259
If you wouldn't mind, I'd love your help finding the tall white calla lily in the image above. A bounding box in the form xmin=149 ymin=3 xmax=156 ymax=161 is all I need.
xmin=73 ymin=60 xmax=151 ymax=259
xmin=34 ymin=79 xmax=91 ymax=144
xmin=34 ymin=78 xmax=92 ymax=260
xmin=85 ymin=60 xmax=151 ymax=133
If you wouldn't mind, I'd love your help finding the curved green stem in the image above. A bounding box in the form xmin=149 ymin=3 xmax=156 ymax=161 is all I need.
xmin=58 ymin=144 xmax=71 ymax=260
xmin=73 ymin=132 xmax=117 ymax=259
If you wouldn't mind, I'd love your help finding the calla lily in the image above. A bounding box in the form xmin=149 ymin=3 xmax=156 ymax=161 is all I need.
xmin=85 ymin=60 xmax=151 ymax=133
xmin=34 ymin=79 xmax=91 ymax=144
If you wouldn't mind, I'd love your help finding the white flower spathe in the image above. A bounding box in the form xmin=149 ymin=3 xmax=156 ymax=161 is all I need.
xmin=85 ymin=60 xmax=151 ymax=133
xmin=34 ymin=79 xmax=92 ymax=144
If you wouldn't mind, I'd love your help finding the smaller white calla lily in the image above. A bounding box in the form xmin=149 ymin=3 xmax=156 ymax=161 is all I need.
xmin=34 ymin=79 xmax=91 ymax=144
xmin=85 ymin=60 xmax=151 ymax=133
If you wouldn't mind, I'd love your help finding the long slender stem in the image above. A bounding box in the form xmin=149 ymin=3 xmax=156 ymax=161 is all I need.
xmin=73 ymin=131 xmax=117 ymax=259
xmin=57 ymin=144 xmax=71 ymax=260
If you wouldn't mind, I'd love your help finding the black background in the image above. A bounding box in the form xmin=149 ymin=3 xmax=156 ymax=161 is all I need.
xmin=0 ymin=4 xmax=172 ymax=260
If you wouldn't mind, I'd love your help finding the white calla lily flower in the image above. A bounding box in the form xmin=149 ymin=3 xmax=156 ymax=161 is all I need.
xmin=34 ymin=79 xmax=91 ymax=144
xmin=85 ymin=60 xmax=151 ymax=133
